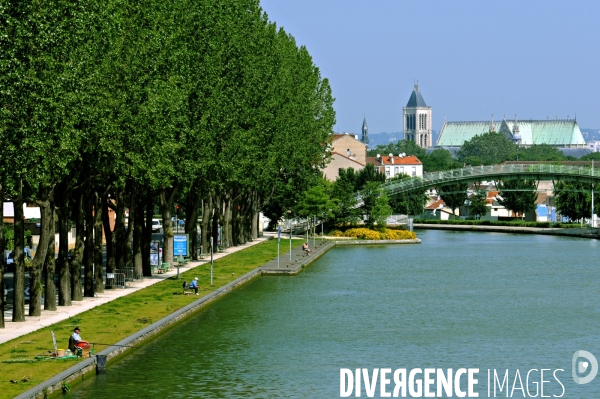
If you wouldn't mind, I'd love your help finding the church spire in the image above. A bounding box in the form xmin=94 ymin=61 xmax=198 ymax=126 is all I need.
xmin=512 ymin=114 xmax=522 ymax=145
xmin=489 ymin=114 xmax=495 ymax=132
xmin=361 ymin=116 xmax=369 ymax=145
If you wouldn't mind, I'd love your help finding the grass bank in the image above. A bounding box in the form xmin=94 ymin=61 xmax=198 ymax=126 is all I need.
xmin=1 ymin=238 xmax=304 ymax=399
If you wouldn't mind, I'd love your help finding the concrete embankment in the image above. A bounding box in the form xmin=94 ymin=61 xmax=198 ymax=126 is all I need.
xmin=17 ymin=237 xmax=419 ymax=399
xmin=414 ymin=223 xmax=600 ymax=238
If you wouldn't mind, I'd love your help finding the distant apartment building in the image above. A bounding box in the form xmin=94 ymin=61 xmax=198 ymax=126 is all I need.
xmin=589 ymin=141 xmax=600 ymax=152
xmin=323 ymin=133 xmax=367 ymax=181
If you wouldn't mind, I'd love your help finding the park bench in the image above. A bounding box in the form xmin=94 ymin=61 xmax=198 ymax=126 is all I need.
xmin=159 ymin=262 xmax=170 ymax=273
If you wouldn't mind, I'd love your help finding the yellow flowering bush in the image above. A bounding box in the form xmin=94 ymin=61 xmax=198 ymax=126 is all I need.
xmin=381 ymin=229 xmax=416 ymax=240
xmin=339 ymin=228 xmax=416 ymax=240
xmin=330 ymin=230 xmax=344 ymax=237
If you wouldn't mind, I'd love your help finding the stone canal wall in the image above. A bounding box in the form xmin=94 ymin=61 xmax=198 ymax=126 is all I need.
xmin=414 ymin=223 xmax=600 ymax=238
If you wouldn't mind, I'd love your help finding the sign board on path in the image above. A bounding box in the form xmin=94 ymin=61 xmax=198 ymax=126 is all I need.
xmin=173 ymin=234 xmax=189 ymax=257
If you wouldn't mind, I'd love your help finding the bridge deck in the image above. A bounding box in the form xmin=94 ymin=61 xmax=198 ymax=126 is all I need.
xmin=382 ymin=163 xmax=600 ymax=195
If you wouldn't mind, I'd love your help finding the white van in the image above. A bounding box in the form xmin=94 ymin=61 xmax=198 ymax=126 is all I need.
xmin=152 ymin=218 xmax=163 ymax=232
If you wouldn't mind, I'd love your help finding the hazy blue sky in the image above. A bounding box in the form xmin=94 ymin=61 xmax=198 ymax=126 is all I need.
xmin=260 ymin=1 xmax=600 ymax=134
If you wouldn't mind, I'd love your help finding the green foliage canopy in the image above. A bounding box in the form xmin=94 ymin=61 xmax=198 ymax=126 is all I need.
xmin=497 ymin=180 xmax=538 ymax=218
xmin=458 ymin=132 xmax=517 ymax=165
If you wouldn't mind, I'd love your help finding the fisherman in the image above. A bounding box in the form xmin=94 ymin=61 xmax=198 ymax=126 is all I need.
xmin=302 ymin=242 xmax=311 ymax=256
xmin=69 ymin=327 xmax=90 ymax=356
xmin=189 ymin=277 xmax=200 ymax=295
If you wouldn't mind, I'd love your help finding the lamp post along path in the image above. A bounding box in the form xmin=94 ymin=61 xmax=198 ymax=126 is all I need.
xmin=314 ymin=215 xmax=317 ymax=247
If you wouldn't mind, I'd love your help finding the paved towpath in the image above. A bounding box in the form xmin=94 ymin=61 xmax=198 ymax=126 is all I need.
xmin=1 ymin=233 xmax=275 ymax=345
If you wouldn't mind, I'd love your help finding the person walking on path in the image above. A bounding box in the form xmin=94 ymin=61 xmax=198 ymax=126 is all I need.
xmin=189 ymin=277 xmax=200 ymax=295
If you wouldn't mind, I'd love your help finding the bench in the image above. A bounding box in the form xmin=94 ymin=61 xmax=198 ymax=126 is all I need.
xmin=160 ymin=262 xmax=170 ymax=273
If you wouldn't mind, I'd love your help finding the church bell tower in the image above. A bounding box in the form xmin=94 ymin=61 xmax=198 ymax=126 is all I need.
xmin=403 ymin=83 xmax=432 ymax=148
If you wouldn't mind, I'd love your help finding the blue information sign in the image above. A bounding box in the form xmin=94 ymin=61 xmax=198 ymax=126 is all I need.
xmin=173 ymin=234 xmax=189 ymax=256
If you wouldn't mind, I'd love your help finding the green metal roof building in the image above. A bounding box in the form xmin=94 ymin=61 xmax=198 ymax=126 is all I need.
xmin=436 ymin=118 xmax=586 ymax=148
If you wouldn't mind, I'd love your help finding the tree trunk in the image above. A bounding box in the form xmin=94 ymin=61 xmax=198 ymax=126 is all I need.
xmin=0 ymin=184 xmax=5 ymax=327
xmin=29 ymin=188 xmax=52 ymax=316
xmin=253 ymin=210 xmax=259 ymax=239
xmin=185 ymin=187 xmax=201 ymax=259
xmin=252 ymin=192 xmax=259 ymax=239
xmin=142 ymin=191 xmax=152 ymax=277
xmin=102 ymin=194 xmax=116 ymax=274
xmin=94 ymin=192 xmax=105 ymax=293
xmin=124 ymin=188 xmax=136 ymax=269
xmin=224 ymin=195 xmax=233 ymax=248
xmin=201 ymin=194 xmax=211 ymax=256
xmin=231 ymin=196 xmax=239 ymax=246
xmin=133 ymin=191 xmax=143 ymax=279
xmin=70 ymin=191 xmax=84 ymax=301
xmin=159 ymin=185 xmax=178 ymax=267
xmin=12 ymin=180 xmax=25 ymax=321
xmin=114 ymin=186 xmax=127 ymax=271
xmin=44 ymin=206 xmax=57 ymax=311
xmin=212 ymin=201 xmax=220 ymax=252
xmin=56 ymin=188 xmax=71 ymax=306
xmin=244 ymin=193 xmax=253 ymax=243
xmin=83 ymin=193 xmax=95 ymax=297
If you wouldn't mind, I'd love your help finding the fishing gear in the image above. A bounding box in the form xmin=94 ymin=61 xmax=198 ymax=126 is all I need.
xmin=89 ymin=342 xmax=136 ymax=348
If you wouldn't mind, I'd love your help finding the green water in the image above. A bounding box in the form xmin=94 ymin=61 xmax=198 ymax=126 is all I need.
xmin=68 ymin=230 xmax=600 ymax=398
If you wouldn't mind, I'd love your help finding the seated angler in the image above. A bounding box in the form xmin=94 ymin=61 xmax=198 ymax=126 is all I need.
xmin=68 ymin=327 xmax=90 ymax=356
xmin=189 ymin=277 xmax=200 ymax=295
xmin=302 ymin=242 xmax=312 ymax=255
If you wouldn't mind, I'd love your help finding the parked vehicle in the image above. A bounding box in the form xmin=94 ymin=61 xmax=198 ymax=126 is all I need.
xmin=4 ymin=251 xmax=14 ymax=273
xmin=4 ymin=248 xmax=33 ymax=273
xmin=152 ymin=218 xmax=163 ymax=232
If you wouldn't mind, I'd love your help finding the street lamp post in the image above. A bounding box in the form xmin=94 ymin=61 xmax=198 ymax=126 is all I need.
xmin=592 ymin=160 xmax=595 ymax=228
xmin=306 ymin=218 xmax=308 ymax=245
xmin=177 ymin=250 xmax=182 ymax=279
xmin=321 ymin=212 xmax=324 ymax=242
xmin=313 ymin=215 xmax=316 ymax=249
xmin=210 ymin=209 xmax=214 ymax=286
xmin=289 ymin=218 xmax=292 ymax=261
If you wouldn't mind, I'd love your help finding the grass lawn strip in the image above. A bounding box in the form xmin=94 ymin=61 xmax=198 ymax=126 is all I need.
xmin=0 ymin=238 xmax=305 ymax=399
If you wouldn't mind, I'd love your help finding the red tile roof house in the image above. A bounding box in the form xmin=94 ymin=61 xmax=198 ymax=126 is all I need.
xmin=422 ymin=198 xmax=457 ymax=220
xmin=366 ymin=154 xmax=423 ymax=179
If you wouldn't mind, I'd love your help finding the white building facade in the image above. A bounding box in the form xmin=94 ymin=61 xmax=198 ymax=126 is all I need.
xmin=366 ymin=154 xmax=423 ymax=179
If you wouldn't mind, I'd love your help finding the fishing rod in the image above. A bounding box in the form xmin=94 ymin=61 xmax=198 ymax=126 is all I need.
xmin=89 ymin=342 xmax=136 ymax=348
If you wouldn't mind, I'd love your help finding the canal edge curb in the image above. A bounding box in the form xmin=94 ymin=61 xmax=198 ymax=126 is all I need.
xmin=16 ymin=237 xmax=420 ymax=398
xmin=414 ymin=223 xmax=600 ymax=238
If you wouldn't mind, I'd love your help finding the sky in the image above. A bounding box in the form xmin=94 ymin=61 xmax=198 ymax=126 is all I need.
xmin=259 ymin=1 xmax=600 ymax=135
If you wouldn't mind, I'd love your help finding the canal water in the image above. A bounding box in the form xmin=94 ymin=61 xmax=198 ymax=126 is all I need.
xmin=68 ymin=230 xmax=600 ymax=398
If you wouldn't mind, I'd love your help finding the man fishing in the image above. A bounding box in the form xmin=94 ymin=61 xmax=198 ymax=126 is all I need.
xmin=189 ymin=277 xmax=200 ymax=295
xmin=69 ymin=327 xmax=91 ymax=356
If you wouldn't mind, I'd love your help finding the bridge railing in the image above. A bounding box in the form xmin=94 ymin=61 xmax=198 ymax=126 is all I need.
xmin=380 ymin=163 xmax=600 ymax=196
